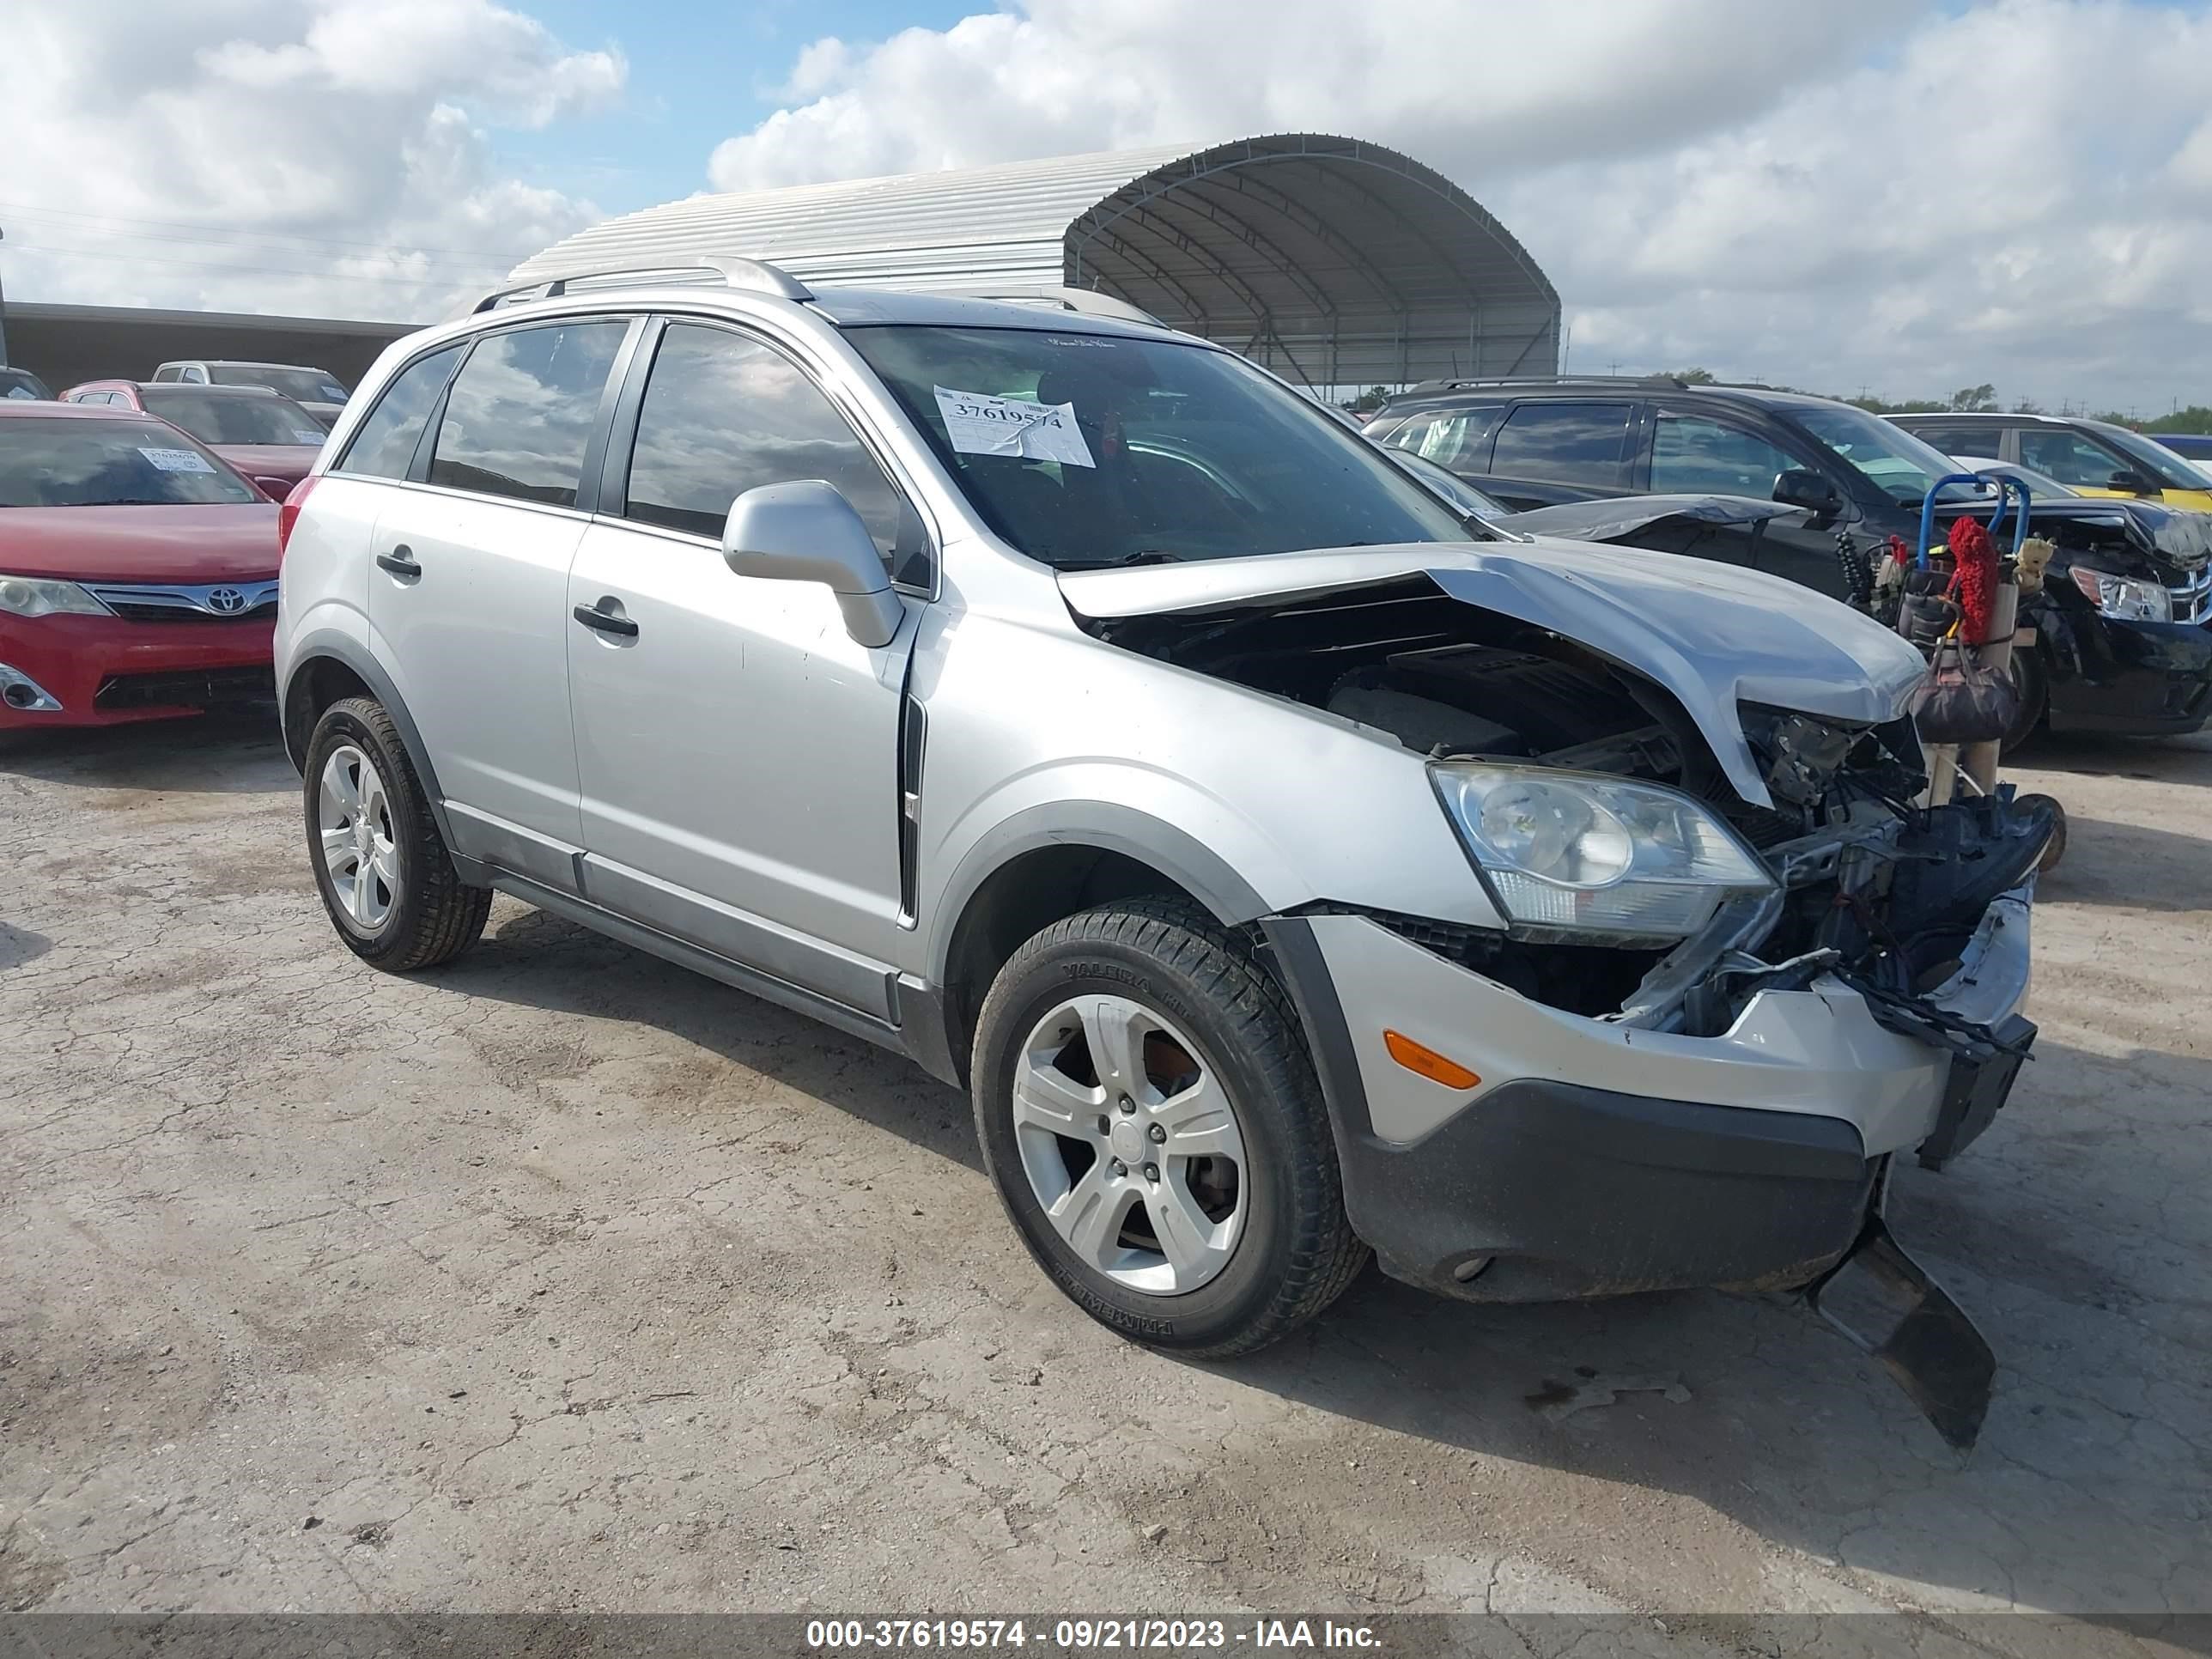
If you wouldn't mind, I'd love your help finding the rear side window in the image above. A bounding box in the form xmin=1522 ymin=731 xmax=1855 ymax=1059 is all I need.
xmin=620 ymin=322 xmax=921 ymax=580
xmin=337 ymin=345 xmax=464 ymax=480
xmin=1383 ymin=407 xmax=1503 ymax=471
xmin=1905 ymin=423 xmax=1998 ymax=461
xmin=428 ymin=322 xmax=627 ymax=507
xmin=1487 ymin=402 xmax=1633 ymax=485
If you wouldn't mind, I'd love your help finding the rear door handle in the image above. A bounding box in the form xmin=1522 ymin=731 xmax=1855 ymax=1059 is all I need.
xmin=375 ymin=545 xmax=420 ymax=578
xmin=573 ymin=600 xmax=639 ymax=639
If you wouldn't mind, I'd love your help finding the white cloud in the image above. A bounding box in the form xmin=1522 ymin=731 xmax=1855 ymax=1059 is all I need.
xmin=4 ymin=0 xmax=624 ymax=322
xmin=707 ymin=0 xmax=2212 ymax=412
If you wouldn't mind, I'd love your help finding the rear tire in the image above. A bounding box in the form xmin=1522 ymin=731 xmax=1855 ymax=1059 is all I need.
xmin=304 ymin=696 xmax=490 ymax=971
xmin=970 ymin=896 xmax=1367 ymax=1358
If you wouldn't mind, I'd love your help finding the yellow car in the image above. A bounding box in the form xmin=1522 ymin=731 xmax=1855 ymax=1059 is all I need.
xmin=1893 ymin=412 xmax=2212 ymax=513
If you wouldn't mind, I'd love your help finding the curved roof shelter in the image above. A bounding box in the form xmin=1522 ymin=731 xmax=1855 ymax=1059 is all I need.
xmin=511 ymin=133 xmax=1560 ymax=386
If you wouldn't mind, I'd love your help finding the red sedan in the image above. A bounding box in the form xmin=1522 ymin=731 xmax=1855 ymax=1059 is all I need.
xmin=0 ymin=401 xmax=282 ymax=730
xmin=60 ymin=380 xmax=327 ymax=492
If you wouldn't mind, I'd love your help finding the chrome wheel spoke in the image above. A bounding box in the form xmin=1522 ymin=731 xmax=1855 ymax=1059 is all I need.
xmin=1148 ymin=1176 xmax=1228 ymax=1284
xmin=1013 ymin=1052 xmax=1103 ymax=1136
xmin=319 ymin=824 xmax=357 ymax=873
xmin=1049 ymin=1162 xmax=1136 ymax=1269
xmin=1152 ymin=1074 xmax=1240 ymax=1159
xmin=1078 ymin=995 xmax=1152 ymax=1099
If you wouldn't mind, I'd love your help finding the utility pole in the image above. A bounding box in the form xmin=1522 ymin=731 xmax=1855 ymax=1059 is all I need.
xmin=0 ymin=224 xmax=10 ymax=367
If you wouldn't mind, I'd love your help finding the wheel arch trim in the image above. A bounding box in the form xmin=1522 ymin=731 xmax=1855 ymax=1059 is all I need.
xmin=281 ymin=629 xmax=461 ymax=858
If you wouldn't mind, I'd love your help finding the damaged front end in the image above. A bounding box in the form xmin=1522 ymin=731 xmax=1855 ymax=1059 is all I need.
xmin=1070 ymin=555 xmax=2049 ymax=1448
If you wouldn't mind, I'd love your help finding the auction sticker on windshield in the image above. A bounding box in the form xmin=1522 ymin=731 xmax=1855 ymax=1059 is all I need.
xmin=934 ymin=386 xmax=1095 ymax=468
xmin=138 ymin=447 xmax=216 ymax=473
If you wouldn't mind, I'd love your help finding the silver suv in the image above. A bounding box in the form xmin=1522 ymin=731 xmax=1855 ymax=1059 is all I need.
xmin=274 ymin=262 xmax=2047 ymax=1440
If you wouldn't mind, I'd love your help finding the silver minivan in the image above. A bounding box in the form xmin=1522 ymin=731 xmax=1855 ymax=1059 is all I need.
xmin=274 ymin=264 xmax=2048 ymax=1444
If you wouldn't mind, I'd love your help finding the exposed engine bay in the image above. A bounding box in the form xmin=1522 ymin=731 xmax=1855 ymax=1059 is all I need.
xmin=1086 ymin=574 xmax=2053 ymax=1048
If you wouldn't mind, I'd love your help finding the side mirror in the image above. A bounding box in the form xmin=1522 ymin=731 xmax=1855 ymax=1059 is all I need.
xmin=2106 ymin=469 xmax=2155 ymax=495
xmin=1772 ymin=468 xmax=1842 ymax=515
xmin=722 ymin=479 xmax=904 ymax=648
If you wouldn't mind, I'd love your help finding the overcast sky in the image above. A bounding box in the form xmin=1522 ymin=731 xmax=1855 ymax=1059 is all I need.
xmin=9 ymin=0 xmax=2212 ymax=413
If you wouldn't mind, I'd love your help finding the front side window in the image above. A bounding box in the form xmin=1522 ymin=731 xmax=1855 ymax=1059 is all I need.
xmin=336 ymin=345 xmax=465 ymax=481
xmin=0 ymin=416 xmax=260 ymax=507
xmin=845 ymin=325 xmax=1470 ymax=568
xmin=621 ymin=323 xmax=920 ymax=580
xmin=1486 ymin=403 xmax=1633 ymax=486
xmin=1648 ymin=414 xmax=1800 ymax=496
xmin=139 ymin=388 xmax=326 ymax=447
xmin=428 ymin=323 xmax=627 ymax=507
xmin=1788 ymin=404 xmax=1968 ymax=507
xmin=2092 ymin=423 xmax=2209 ymax=490
xmin=2018 ymin=429 xmax=2131 ymax=489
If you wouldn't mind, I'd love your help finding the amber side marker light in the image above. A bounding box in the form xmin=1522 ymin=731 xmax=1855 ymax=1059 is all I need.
xmin=1382 ymin=1030 xmax=1481 ymax=1091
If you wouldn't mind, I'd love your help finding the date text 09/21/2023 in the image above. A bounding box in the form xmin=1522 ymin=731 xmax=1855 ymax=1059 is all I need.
xmin=802 ymin=1617 xmax=1382 ymax=1650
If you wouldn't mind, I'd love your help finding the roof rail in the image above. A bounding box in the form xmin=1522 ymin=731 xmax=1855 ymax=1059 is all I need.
xmin=1409 ymin=374 xmax=1687 ymax=392
xmin=470 ymin=255 xmax=813 ymax=314
xmin=945 ymin=285 xmax=1165 ymax=329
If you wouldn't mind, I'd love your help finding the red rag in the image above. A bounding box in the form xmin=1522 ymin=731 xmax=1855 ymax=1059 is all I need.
xmin=1946 ymin=514 xmax=1997 ymax=643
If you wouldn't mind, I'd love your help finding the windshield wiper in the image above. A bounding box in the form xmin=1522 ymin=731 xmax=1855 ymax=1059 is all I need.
xmin=1054 ymin=549 xmax=1187 ymax=569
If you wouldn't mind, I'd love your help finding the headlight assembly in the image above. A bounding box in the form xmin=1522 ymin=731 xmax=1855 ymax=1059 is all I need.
xmin=0 ymin=574 xmax=110 ymax=619
xmin=1432 ymin=763 xmax=1775 ymax=939
xmin=2069 ymin=568 xmax=2171 ymax=623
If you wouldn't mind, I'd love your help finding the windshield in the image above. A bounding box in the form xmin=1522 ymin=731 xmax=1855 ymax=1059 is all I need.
xmin=0 ymin=416 xmax=261 ymax=507
xmin=2094 ymin=423 xmax=2211 ymax=491
xmin=210 ymin=365 xmax=349 ymax=405
xmin=844 ymin=325 xmax=1473 ymax=567
xmin=1788 ymin=404 xmax=1973 ymax=507
xmin=1 ymin=368 xmax=52 ymax=401
xmin=140 ymin=388 xmax=326 ymax=446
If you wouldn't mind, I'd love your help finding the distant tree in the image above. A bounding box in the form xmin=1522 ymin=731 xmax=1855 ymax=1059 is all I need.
xmin=2151 ymin=404 xmax=2212 ymax=434
xmin=1946 ymin=383 xmax=1998 ymax=412
xmin=1349 ymin=385 xmax=1393 ymax=414
xmin=2010 ymin=397 xmax=2045 ymax=416
xmin=1668 ymin=367 xmax=1717 ymax=385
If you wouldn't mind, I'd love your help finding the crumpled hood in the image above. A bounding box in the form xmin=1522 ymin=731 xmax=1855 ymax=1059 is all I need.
xmin=1060 ymin=538 xmax=1929 ymax=810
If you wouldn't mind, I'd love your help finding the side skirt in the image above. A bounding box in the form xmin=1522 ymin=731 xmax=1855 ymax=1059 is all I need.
xmin=489 ymin=869 xmax=915 ymax=1060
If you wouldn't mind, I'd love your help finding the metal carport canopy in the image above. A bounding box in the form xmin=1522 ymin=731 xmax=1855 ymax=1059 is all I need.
xmin=509 ymin=133 xmax=1560 ymax=386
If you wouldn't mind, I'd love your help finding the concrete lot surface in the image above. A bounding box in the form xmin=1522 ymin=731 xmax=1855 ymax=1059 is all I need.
xmin=2 ymin=718 xmax=2206 ymax=1642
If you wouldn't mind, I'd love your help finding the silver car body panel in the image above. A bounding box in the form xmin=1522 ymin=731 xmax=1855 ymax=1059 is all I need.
xmin=279 ymin=277 xmax=2027 ymax=1166
xmin=1311 ymin=882 xmax=2032 ymax=1152
xmin=1060 ymin=539 xmax=1930 ymax=810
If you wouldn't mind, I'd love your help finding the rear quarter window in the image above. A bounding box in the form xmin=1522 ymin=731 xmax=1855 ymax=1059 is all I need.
xmin=334 ymin=345 xmax=465 ymax=481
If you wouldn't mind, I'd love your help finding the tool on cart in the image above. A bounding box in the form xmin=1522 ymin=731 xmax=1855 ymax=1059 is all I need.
xmin=1894 ymin=473 xmax=2065 ymax=867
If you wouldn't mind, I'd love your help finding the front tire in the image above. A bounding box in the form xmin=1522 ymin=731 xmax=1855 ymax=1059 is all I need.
xmin=1998 ymin=644 xmax=2048 ymax=759
xmin=304 ymin=696 xmax=490 ymax=971
xmin=970 ymin=898 xmax=1367 ymax=1357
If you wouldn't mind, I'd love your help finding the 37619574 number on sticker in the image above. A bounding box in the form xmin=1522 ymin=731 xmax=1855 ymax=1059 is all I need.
xmin=802 ymin=1618 xmax=1235 ymax=1650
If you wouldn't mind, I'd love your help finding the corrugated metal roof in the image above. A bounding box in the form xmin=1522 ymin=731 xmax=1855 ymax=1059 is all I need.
xmin=512 ymin=133 xmax=1559 ymax=385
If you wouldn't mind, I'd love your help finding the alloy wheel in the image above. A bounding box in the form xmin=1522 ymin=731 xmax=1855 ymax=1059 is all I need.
xmin=318 ymin=744 xmax=398 ymax=932
xmin=1012 ymin=994 xmax=1248 ymax=1295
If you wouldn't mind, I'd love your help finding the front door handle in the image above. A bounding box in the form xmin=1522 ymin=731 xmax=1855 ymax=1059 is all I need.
xmin=375 ymin=545 xmax=420 ymax=578
xmin=573 ymin=600 xmax=640 ymax=639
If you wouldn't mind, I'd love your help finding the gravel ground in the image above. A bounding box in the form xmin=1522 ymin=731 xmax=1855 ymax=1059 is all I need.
xmin=1 ymin=715 xmax=2206 ymax=1637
